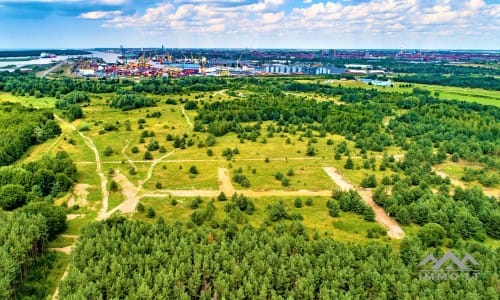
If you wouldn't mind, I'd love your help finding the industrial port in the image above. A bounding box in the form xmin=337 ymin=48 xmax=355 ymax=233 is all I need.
xmin=69 ymin=47 xmax=499 ymax=79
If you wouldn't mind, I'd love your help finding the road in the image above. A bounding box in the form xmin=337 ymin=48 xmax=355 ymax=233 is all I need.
xmin=39 ymin=61 xmax=66 ymax=77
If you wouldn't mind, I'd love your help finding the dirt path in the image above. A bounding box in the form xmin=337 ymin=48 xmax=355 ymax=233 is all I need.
xmin=66 ymin=214 xmax=85 ymax=221
xmin=212 ymin=89 xmax=227 ymax=97
xmin=235 ymin=189 xmax=332 ymax=197
xmin=144 ymin=189 xmax=333 ymax=198
xmin=52 ymin=115 xmax=107 ymax=300
xmin=433 ymin=167 xmax=498 ymax=198
xmin=54 ymin=114 xmax=109 ymax=217
xmin=48 ymin=245 xmax=74 ymax=255
xmin=143 ymin=190 xmax=220 ymax=198
xmin=323 ymin=167 xmax=405 ymax=239
xmin=39 ymin=61 xmax=66 ymax=77
xmin=78 ymin=132 xmax=108 ymax=219
xmin=49 ymin=243 xmax=75 ymax=299
xmin=323 ymin=167 xmax=353 ymax=190
xmin=218 ymin=168 xmax=235 ymax=196
xmin=358 ymin=190 xmax=405 ymax=239
xmin=140 ymin=150 xmax=178 ymax=190
xmin=52 ymin=264 xmax=70 ymax=300
xmin=181 ymin=107 xmax=194 ymax=129
xmin=110 ymin=169 xmax=140 ymax=215
xmin=75 ymin=156 xmax=323 ymax=164
xmin=432 ymin=168 xmax=465 ymax=188
xmin=120 ymin=140 xmax=137 ymax=170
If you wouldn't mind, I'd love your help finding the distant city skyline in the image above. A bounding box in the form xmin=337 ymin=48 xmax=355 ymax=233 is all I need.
xmin=0 ymin=0 xmax=499 ymax=50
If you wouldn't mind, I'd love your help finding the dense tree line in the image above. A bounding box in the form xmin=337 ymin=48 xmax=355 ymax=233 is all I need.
xmin=374 ymin=172 xmax=499 ymax=242
xmin=0 ymin=72 xmax=123 ymax=97
xmin=55 ymin=91 xmax=89 ymax=121
xmin=133 ymin=76 xmax=230 ymax=94
xmin=59 ymin=218 xmax=499 ymax=299
xmin=1 ymin=204 xmax=67 ymax=299
xmin=0 ymin=102 xmax=61 ymax=166
xmin=394 ymin=74 xmax=499 ymax=90
xmin=0 ymin=151 xmax=76 ymax=210
xmin=389 ymin=89 xmax=499 ymax=168
xmin=0 ymin=212 xmax=48 ymax=299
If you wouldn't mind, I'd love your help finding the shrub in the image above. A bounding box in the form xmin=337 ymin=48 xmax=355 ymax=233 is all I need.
xmin=189 ymin=165 xmax=199 ymax=175
xmin=146 ymin=207 xmax=156 ymax=218
xmin=144 ymin=151 xmax=153 ymax=160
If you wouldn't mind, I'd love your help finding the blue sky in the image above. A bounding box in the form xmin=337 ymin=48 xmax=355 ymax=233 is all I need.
xmin=0 ymin=0 xmax=498 ymax=49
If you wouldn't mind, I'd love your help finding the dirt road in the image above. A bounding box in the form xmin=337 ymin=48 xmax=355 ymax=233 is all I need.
xmin=39 ymin=61 xmax=66 ymax=77
xmin=182 ymin=107 xmax=194 ymax=129
xmin=433 ymin=167 xmax=498 ymax=198
xmin=323 ymin=167 xmax=405 ymax=239
xmin=218 ymin=168 xmax=235 ymax=196
xmin=54 ymin=114 xmax=109 ymax=218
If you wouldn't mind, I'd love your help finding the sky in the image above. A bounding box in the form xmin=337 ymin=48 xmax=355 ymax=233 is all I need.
xmin=0 ymin=0 xmax=499 ymax=49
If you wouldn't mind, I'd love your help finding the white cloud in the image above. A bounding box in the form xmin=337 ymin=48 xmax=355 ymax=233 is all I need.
xmin=0 ymin=0 xmax=126 ymax=3
xmin=97 ymin=0 xmax=499 ymax=48
xmin=79 ymin=10 xmax=121 ymax=19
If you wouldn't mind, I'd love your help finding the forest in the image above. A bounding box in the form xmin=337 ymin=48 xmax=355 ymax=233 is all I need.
xmin=0 ymin=152 xmax=73 ymax=298
xmin=59 ymin=218 xmax=499 ymax=299
xmin=0 ymin=102 xmax=61 ymax=166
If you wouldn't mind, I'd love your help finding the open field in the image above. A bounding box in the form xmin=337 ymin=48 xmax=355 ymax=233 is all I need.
xmin=323 ymin=79 xmax=500 ymax=107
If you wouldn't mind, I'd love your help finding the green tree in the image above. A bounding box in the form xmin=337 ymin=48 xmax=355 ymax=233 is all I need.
xmin=146 ymin=207 xmax=156 ymax=218
xmin=189 ymin=165 xmax=199 ymax=175
xmin=21 ymin=202 xmax=67 ymax=240
xmin=418 ymin=223 xmax=446 ymax=247
xmin=360 ymin=174 xmax=377 ymax=188
xmin=143 ymin=151 xmax=153 ymax=160
xmin=344 ymin=157 xmax=354 ymax=169
xmin=0 ymin=184 xmax=27 ymax=210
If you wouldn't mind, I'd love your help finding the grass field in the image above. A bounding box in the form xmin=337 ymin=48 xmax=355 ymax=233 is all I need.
xmin=134 ymin=195 xmax=397 ymax=246
xmin=0 ymin=92 xmax=56 ymax=108
xmin=322 ymin=79 xmax=500 ymax=107
xmin=1 ymin=81 xmax=498 ymax=254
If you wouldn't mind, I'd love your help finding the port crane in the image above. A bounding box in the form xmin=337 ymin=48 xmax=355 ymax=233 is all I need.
xmin=236 ymin=51 xmax=244 ymax=70
xmin=120 ymin=45 xmax=127 ymax=65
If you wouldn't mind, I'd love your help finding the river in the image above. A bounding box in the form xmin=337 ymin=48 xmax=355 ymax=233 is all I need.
xmin=0 ymin=51 xmax=120 ymax=71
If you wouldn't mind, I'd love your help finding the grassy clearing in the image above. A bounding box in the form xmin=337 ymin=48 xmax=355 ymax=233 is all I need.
xmin=136 ymin=195 xmax=396 ymax=246
xmin=231 ymin=160 xmax=335 ymax=191
xmin=48 ymin=235 xmax=75 ymax=248
xmin=434 ymin=160 xmax=498 ymax=190
xmin=146 ymin=161 xmax=221 ymax=190
xmin=323 ymin=79 xmax=500 ymax=107
xmin=0 ymin=92 xmax=56 ymax=108
xmin=108 ymin=189 xmax=124 ymax=211
xmin=65 ymin=209 xmax=97 ymax=235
